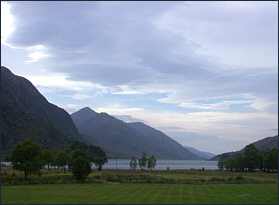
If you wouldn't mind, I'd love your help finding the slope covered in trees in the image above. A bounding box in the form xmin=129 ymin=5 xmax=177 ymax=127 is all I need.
xmin=1 ymin=66 xmax=95 ymax=157
xmin=211 ymin=135 xmax=278 ymax=161
xmin=218 ymin=143 xmax=278 ymax=172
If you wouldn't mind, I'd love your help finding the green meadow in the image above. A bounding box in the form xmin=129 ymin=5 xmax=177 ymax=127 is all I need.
xmin=2 ymin=183 xmax=278 ymax=204
xmin=1 ymin=166 xmax=278 ymax=204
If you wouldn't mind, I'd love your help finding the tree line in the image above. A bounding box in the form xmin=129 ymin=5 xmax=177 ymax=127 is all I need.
xmin=9 ymin=138 xmax=107 ymax=180
xmin=129 ymin=151 xmax=157 ymax=171
xmin=218 ymin=143 xmax=278 ymax=172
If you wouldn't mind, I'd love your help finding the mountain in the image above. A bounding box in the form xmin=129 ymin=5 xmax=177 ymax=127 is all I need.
xmin=1 ymin=66 xmax=89 ymax=156
xmin=210 ymin=135 xmax=278 ymax=161
xmin=71 ymin=107 xmax=202 ymax=160
xmin=183 ymin=146 xmax=215 ymax=159
xmin=128 ymin=122 xmax=202 ymax=160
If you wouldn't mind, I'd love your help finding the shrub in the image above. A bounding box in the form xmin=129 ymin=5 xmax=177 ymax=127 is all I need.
xmin=235 ymin=174 xmax=244 ymax=180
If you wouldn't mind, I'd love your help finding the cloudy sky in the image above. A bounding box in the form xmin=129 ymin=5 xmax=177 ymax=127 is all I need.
xmin=1 ymin=1 xmax=278 ymax=154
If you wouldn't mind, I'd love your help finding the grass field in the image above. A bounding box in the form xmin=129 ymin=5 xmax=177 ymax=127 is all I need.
xmin=1 ymin=183 xmax=278 ymax=204
xmin=2 ymin=166 xmax=278 ymax=185
xmin=1 ymin=166 xmax=278 ymax=204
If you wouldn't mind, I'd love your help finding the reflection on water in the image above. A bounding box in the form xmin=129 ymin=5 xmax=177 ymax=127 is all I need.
xmin=102 ymin=159 xmax=218 ymax=170
xmin=2 ymin=159 xmax=219 ymax=170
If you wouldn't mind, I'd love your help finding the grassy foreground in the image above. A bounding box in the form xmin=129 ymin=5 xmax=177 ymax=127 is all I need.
xmin=2 ymin=183 xmax=278 ymax=204
xmin=1 ymin=166 xmax=278 ymax=204
xmin=2 ymin=166 xmax=278 ymax=185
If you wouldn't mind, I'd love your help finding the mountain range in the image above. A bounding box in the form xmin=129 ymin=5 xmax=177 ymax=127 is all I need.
xmin=2 ymin=66 xmax=274 ymax=162
xmin=1 ymin=66 xmax=202 ymax=159
xmin=71 ymin=107 xmax=202 ymax=159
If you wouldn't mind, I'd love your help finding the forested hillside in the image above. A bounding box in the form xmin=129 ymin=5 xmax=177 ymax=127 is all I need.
xmin=211 ymin=135 xmax=278 ymax=161
xmin=1 ymin=66 xmax=96 ymax=157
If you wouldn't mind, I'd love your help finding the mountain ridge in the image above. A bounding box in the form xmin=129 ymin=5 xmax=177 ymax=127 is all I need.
xmin=210 ymin=135 xmax=278 ymax=161
xmin=128 ymin=122 xmax=201 ymax=160
xmin=1 ymin=66 xmax=90 ymax=156
xmin=183 ymin=146 xmax=216 ymax=159
xmin=71 ymin=107 xmax=202 ymax=160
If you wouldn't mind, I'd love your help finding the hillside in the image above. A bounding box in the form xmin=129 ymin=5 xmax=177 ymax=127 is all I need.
xmin=210 ymin=135 xmax=278 ymax=161
xmin=1 ymin=66 xmax=89 ymax=156
xmin=71 ymin=107 xmax=202 ymax=160
xmin=128 ymin=122 xmax=202 ymax=160
xmin=183 ymin=146 xmax=215 ymax=160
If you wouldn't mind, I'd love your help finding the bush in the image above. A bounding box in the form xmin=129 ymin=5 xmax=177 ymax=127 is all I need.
xmin=235 ymin=174 xmax=244 ymax=180
xmin=210 ymin=177 xmax=225 ymax=182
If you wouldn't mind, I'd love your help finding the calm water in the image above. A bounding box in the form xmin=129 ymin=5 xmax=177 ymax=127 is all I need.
xmin=102 ymin=159 xmax=218 ymax=170
xmin=3 ymin=159 xmax=219 ymax=170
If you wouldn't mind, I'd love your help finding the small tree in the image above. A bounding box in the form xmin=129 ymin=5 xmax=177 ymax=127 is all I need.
xmin=55 ymin=150 xmax=70 ymax=172
xmin=68 ymin=149 xmax=91 ymax=180
xmin=147 ymin=155 xmax=156 ymax=171
xmin=10 ymin=138 xmax=44 ymax=180
xmin=130 ymin=157 xmax=137 ymax=170
xmin=94 ymin=157 xmax=106 ymax=171
xmin=43 ymin=149 xmax=55 ymax=170
xmin=138 ymin=151 xmax=147 ymax=170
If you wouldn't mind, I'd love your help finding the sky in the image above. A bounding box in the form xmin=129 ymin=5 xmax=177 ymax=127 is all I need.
xmin=1 ymin=1 xmax=278 ymax=155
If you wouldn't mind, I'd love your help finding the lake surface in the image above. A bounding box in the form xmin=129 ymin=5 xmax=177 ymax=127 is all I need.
xmin=3 ymin=159 xmax=219 ymax=170
xmin=101 ymin=159 xmax=218 ymax=170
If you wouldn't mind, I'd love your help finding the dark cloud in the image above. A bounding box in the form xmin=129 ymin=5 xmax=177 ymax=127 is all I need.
xmin=5 ymin=2 xmax=215 ymax=86
xmin=4 ymin=1 xmax=277 ymax=110
xmin=2 ymin=1 xmax=277 ymax=154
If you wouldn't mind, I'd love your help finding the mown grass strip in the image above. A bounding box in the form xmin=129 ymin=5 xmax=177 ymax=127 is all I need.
xmin=1 ymin=183 xmax=278 ymax=204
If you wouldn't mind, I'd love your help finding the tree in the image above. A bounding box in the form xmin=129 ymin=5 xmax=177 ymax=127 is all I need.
xmin=94 ymin=157 xmax=106 ymax=171
xmin=9 ymin=138 xmax=44 ymax=180
xmin=55 ymin=150 xmax=70 ymax=172
xmin=138 ymin=151 xmax=147 ymax=170
xmin=147 ymin=155 xmax=156 ymax=171
xmin=68 ymin=149 xmax=91 ymax=180
xmin=263 ymin=147 xmax=278 ymax=172
xmin=42 ymin=149 xmax=55 ymax=170
xmin=217 ymin=160 xmax=224 ymax=170
xmin=244 ymin=143 xmax=260 ymax=171
xmin=130 ymin=157 xmax=137 ymax=170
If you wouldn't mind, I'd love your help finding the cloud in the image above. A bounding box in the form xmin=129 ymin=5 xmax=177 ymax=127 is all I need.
xmin=64 ymin=104 xmax=82 ymax=114
xmin=27 ymin=75 xmax=108 ymax=93
xmin=156 ymin=126 xmax=184 ymax=131
xmin=96 ymin=107 xmax=146 ymax=115
xmin=179 ymin=99 xmax=255 ymax=110
xmin=1 ymin=1 xmax=277 ymax=154
xmin=112 ymin=115 xmax=148 ymax=123
xmin=69 ymin=93 xmax=91 ymax=100
xmin=1 ymin=2 xmax=15 ymax=44
xmin=163 ymin=131 xmax=247 ymax=154
xmin=155 ymin=1 xmax=278 ymax=68
xmin=4 ymin=2 xmax=277 ymax=97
